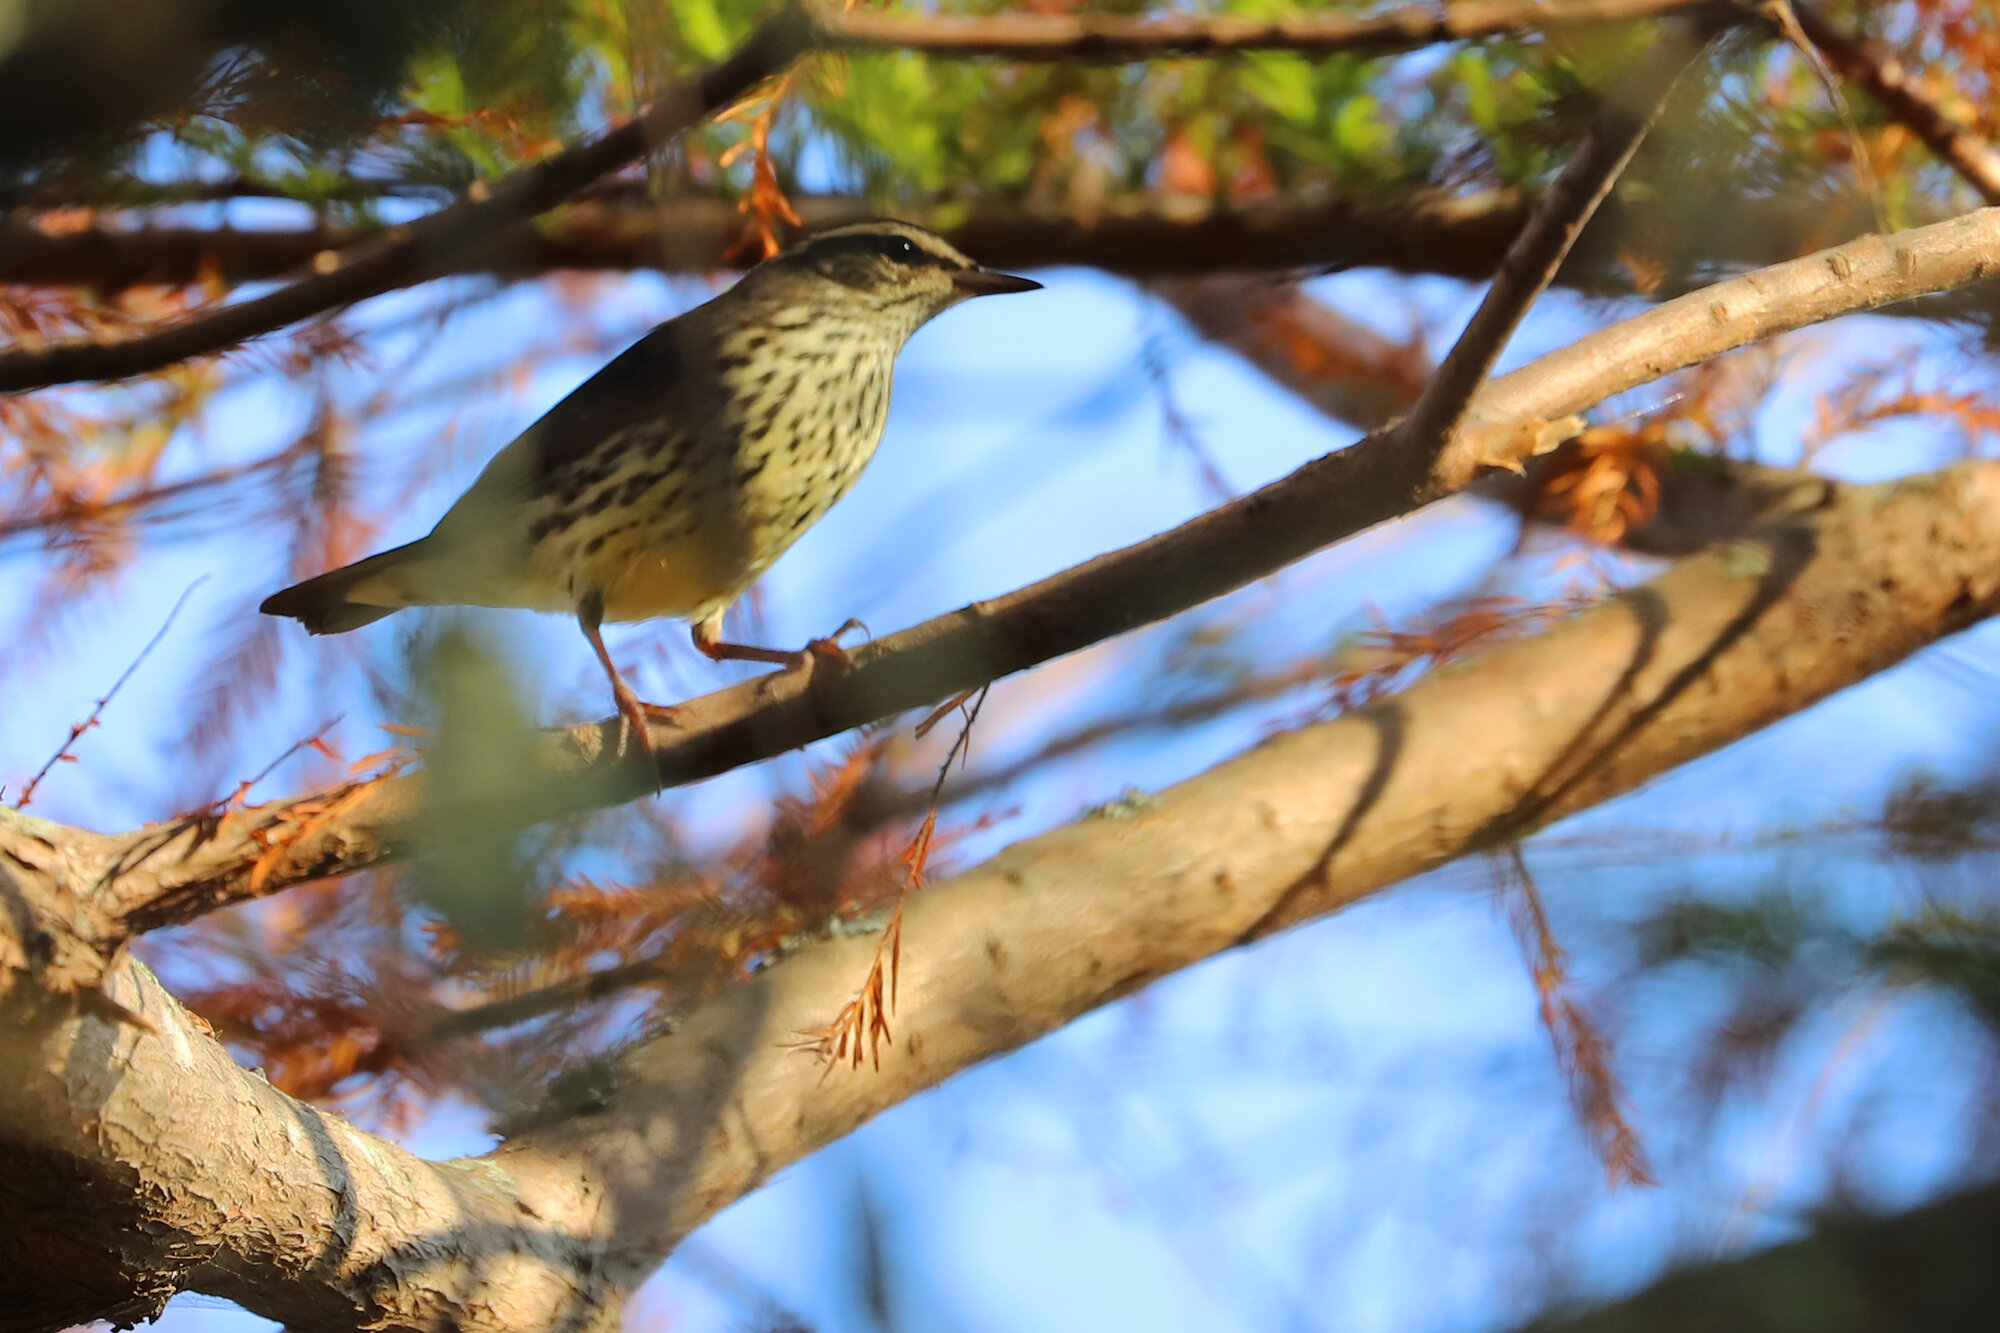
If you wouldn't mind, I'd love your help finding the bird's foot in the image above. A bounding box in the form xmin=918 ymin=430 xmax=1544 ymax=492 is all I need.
xmin=609 ymin=684 xmax=679 ymax=764
xmin=793 ymin=618 xmax=870 ymax=672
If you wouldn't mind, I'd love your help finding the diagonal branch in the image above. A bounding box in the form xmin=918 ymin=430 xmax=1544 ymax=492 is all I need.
xmin=7 ymin=457 xmax=2000 ymax=1331
xmin=1790 ymin=2 xmax=2000 ymax=205
xmin=23 ymin=203 xmax=1998 ymax=946
xmin=1396 ymin=20 xmax=1702 ymax=457
xmin=0 ymin=8 xmax=819 ymax=395
xmin=507 ymin=458 xmax=2000 ymax=1295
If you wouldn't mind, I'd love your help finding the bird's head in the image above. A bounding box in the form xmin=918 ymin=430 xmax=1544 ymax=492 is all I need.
xmin=743 ymin=219 xmax=1041 ymax=333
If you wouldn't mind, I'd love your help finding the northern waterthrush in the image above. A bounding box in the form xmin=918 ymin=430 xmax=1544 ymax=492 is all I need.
xmin=261 ymin=220 xmax=1041 ymax=751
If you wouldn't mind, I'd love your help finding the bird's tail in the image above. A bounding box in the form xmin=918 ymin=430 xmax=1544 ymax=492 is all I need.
xmin=260 ymin=540 xmax=430 ymax=635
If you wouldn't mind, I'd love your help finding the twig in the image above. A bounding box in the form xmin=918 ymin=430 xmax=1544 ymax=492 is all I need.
xmin=1142 ymin=338 xmax=1235 ymax=502
xmin=1788 ymin=2 xmax=2000 ymax=205
xmin=0 ymin=9 xmax=819 ymax=394
xmin=219 ymin=716 xmax=350 ymax=812
xmin=819 ymin=0 xmax=1721 ymax=62
xmin=12 ymin=576 xmax=205 ymax=809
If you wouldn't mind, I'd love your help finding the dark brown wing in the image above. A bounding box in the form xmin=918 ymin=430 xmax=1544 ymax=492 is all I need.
xmin=520 ymin=323 xmax=688 ymax=482
xmin=428 ymin=320 xmax=692 ymax=540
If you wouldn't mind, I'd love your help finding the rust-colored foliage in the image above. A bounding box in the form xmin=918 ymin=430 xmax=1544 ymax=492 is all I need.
xmin=1904 ymin=0 xmax=2000 ymax=132
xmin=1324 ymin=596 xmax=1582 ymax=714
xmin=1806 ymin=360 xmax=2000 ymax=461
xmin=1529 ymin=420 xmax=1668 ymax=546
xmin=245 ymin=762 xmax=412 ymax=895
xmin=718 ymin=70 xmax=808 ymax=261
xmin=170 ymin=704 xmax=1000 ymax=1113
xmin=794 ymin=686 xmax=990 ymax=1072
xmin=1497 ymin=845 xmax=1655 ymax=1189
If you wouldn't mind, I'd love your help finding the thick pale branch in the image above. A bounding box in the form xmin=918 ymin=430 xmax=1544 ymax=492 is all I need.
xmin=27 ymin=205 xmax=2000 ymax=942
xmin=818 ymin=0 xmax=1719 ymax=61
xmin=1442 ymin=206 xmax=2000 ymax=483
xmin=9 ymin=460 xmax=1999 ymax=1331
xmin=519 ymin=460 xmax=2000 ymax=1271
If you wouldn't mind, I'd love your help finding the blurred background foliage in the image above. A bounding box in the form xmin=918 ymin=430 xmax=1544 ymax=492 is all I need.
xmin=7 ymin=1 xmax=2000 ymax=1330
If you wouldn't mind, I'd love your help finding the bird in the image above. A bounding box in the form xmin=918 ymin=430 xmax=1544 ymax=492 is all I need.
xmin=260 ymin=218 xmax=1041 ymax=755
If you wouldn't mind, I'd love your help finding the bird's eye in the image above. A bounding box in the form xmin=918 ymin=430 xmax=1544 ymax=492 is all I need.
xmin=895 ymin=238 xmax=916 ymax=259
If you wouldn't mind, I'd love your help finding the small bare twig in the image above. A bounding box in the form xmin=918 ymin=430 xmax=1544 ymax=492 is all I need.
xmin=1143 ymin=338 xmax=1235 ymax=502
xmin=1762 ymin=1 xmax=1889 ymax=232
xmin=12 ymin=576 xmax=205 ymax=809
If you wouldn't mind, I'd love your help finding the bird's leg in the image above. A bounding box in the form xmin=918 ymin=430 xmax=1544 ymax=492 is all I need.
xmin=578 ymin=599 xmax=672 ymax=762
xmin=691 ymin=612 xmax=866 ymax=671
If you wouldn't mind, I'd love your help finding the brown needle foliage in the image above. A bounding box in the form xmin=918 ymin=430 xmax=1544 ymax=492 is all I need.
xmin=1497 ymin=844 xmax=1657 ymax=1189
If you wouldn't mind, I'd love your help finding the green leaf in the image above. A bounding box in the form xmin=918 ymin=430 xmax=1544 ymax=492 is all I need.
xmin=1242 ymin=53 xmax=1316 ymax=125
xmin=674 ymin=0 xmax=732 ymax=62
xmin=408 ymin=51 xmax=468 ymax=118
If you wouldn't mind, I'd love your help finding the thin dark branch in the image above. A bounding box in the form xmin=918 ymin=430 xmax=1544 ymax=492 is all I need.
xmin=0 ymin=175 xmax=454 ymax=211
xmin=0 ymin=9 xmax=818 ymax=394
xmin=0 ymin=442 xmax=312 ymax=549
xmin=820 ymin=0 xmax=1722 ymax=61
xmin=0 ymin=187 xmax=1922 ymax=299
xmin=12 ymin=576 xmax=204 ymax=808
xmin=0 ymin=193 xmax=1527 ymax=287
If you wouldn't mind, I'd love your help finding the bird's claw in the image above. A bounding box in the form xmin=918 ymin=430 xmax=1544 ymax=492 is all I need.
xmin=610 ymin=691 xmax=679 ymax=764
xmin=794 ymin=618 xmax=870 ymax=672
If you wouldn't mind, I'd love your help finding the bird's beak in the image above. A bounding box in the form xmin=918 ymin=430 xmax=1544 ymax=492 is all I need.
xmin=951 ymin=267 xmax=1043 ymax=296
